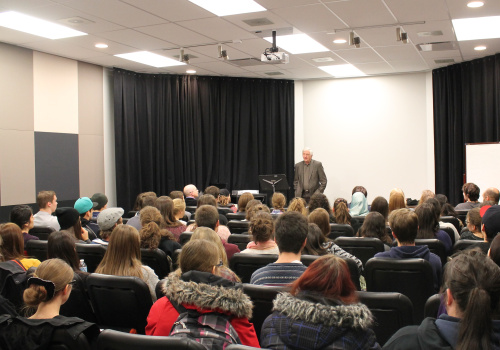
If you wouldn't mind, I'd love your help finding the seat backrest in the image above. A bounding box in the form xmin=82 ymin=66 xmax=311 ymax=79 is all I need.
xmin=85 ymin=273 xmax=153 ymax=334
xmin=415 ymin=239 xmax=447 ymax=266
xmin=60 ymin=273 xmax=97 ymax=323
xmin=352 ymin=216 xmax=366 ymax=225
xmin=218 ymin=207 xmax=233 ymax=215
xmin=140 ymin=248 xmax=172 ymax=279
xmin=453 ymin=239 xmax=488 ymax=253
xmin=365 ymin=258 xmax=435 ymax=324
xmin=440 ymin=216 xmax=461 ymax=233
xmin=96 ymin=329 xmax=206 ymax=350
xmin=75 ymin=244 xmax=107 ymax=273
xmin=334 ymin=237 xmax=385 ymax=266
xmin=179 ymin=232 xmax=193 ymax=246
xmin=329 ymin=224 xmax=354 ymax=240
xmin=357 ymin=291 xmax=413 ymax=346
xmin=456 ymin=210 xmax=468 ymax=226
xmin=302 ymin=255 xmax=361 ymax=291
xmin=48 ymin=328 xmax=92 ymax=350
xmin=29 ymin=226 xmax=55 ymax=240
xmin=227 ymin=234 xmax=251 ymax=251
xmin=424 ymin=293 xmax=442 ymax=319
xmin=25 ymin=239 xmax=49 ymax=262
xmin=226 ymin=212 xmax=246 ymax=221
xmin=229 ymin=253 xmax=279 ymax=283
xmin=227 ymin=220 xmax=250 ymax=234
xmin=125 ymin=211 xmax=138 ymax=218
xmin=242 ymin=284 xmax=287 ymax=340
xmin=185 ymin=206 xmax=197 ymax=214
xmin=0 ymin=260 xmax=28 ymax=312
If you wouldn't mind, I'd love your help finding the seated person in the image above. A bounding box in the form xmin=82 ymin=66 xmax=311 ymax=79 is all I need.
xmin=0 ymin=259 xmax=99 ymax=349
xmin=460 ymin=207 xmax=483 ymax=241
xmin=455 ymin=182 xmax=481 ymax=210
xmin=94 ymin=207 xmax=124 ymax=245
xmin=241 ymin=212 xmax=279 ymax=255
xmin=154 ymin=196 xmax=186 ymax=241
xmin=91 ymin=192 xmax=108 ymax=219
xmin=384 ymin=250 xmax=500 ymax=349
xmin=350 ymin=192 xmax=369 ymax=217
xmin=333 ymin=198 xmax=360 ymax=233
xmin=145 ymin=239 xmax=259 ymax=347
xmin=375 ymin=208 xmax=442 ymax=291
xmin=307 ymin=193 xmax=334 ymax=222
xmin=237 ymin=192 xmax=254 ymax=213
xmin=416 ymin=202 xmax=452 ymax=254
xmin=10 ymin=205 xmax=38 ymax=244
xmin=33 ymin=190 xmax=60 ymax=231
xmin=0 ymin=223 xmax=41 ymax=270
xmin=270 ymin=192 xmax=286 ymax=215
xmin=74 ymin=197 xmax=99 ymax=239
xmin=357 ymin=211 xmax=393 ymax=247
xmin=469 ymin=204 xmax=500 ymax=254
xmin=187 ymin=204 xmax=232 ymax=244
xmin=250 ymin=211 xmax=308 ymax=286
xmin=139 ymin=206 xmax=181 ymax=260
xmin=54 ymin=208 xmax=91 ymax=243
xmin=218 ymin=188 xmax=237 ymax=213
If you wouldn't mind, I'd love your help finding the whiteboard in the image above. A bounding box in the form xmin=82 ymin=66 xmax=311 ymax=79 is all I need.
xmin=465 ymin=143 xmax=500 ymax=198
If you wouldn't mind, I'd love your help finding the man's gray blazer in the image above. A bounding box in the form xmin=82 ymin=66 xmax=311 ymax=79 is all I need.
xmin=294 ymin=159 xmax=327 ymax=198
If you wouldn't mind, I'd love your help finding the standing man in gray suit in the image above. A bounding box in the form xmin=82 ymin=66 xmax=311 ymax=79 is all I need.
xmin=294 ymin=148 xmax=327 ymax=203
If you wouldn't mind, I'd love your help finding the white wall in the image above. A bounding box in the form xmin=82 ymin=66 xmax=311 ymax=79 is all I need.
xmin=296 ymin=72 xmax=435 ymax=204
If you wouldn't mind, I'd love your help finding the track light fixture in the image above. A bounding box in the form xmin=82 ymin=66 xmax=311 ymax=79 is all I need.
xmin=179 ymin=48 xmax=190 ymax=63
xmin=349 ymin=31 xmax=361 ymax=48
xmin=218 ymin=44 xmax=229 ymax=60
xmin=396 ymin=27 xmax=408 ymax=44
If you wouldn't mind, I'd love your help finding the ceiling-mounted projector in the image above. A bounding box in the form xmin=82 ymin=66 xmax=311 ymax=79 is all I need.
xmin=261 ymin=30 xmax=289 ymax=64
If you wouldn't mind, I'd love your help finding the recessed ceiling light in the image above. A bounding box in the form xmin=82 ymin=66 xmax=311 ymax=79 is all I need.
xmin=452 ymin=16 xmax=500 ymax=41
xmin=319 ymin=64 xmax=366 ymax=78
xmin=333 ymin=39 xmax=347 ymax=44
xmin=188 ymin=0 xmax=266 ymax=16
xmin=474 ymin=45 xmax=487 ymax=50
xmin=115 ymin=51 xmax=186 ymax=68
xmin=0 ymin=11 xmax=87 ymax=39
xmin=186 ymin=69 xmax=196 ymax=74
xmin=95 ymin=43 xmax=108 ymax=49
xmin=467 ymin=1 xmax=484 ymax=8
xmin=264 ymin=34 xmax=329 ymax=54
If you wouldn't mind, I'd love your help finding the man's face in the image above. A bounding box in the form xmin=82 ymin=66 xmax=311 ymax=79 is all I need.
xmin=302 ymin=150 xmax=312 ymax=165
xmin=49 ymin=195 xmax=58 ymax=213
xmin=191 ymin=188 xmax=199 ymax=198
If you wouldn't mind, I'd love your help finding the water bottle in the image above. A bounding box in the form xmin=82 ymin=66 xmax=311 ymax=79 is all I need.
xmin=80 ymin=259 xmax=87 ymax=272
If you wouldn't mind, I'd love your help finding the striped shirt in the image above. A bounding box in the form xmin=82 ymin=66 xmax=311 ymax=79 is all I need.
xmin=250 ymin=263 xmax=307 ymax=286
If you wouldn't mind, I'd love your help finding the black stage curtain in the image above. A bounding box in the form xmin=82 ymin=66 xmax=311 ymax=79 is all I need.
xmin=433 ymin=53 xmax=500 ymax=205
xmin=114 ymin=69 xmax=295 ymax=211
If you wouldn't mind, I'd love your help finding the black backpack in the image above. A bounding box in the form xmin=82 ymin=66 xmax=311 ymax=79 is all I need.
xmin=169 ymin=300 xmax=241 ymax=350
xmin=0 ymin=260 xmax=29 ymax=312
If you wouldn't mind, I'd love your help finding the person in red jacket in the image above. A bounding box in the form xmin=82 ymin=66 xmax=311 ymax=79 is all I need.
xmin=146 ymin=239 xmax=260 ymax=348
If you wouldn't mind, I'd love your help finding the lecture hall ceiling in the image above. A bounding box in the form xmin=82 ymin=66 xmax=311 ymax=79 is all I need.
xmin=0 ymin=0 xmax=499 ymax=80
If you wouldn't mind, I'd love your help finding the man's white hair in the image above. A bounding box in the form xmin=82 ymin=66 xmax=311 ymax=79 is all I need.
xmin=302 ymin=147 xmax=313 ymax=156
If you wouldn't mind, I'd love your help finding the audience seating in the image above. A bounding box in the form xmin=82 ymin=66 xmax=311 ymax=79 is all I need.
xmin=172 ymin=249 xmax=182 ymax=270
xmin=227 ymin=220 xmax=250 ymax=234
xmin=49 ymin=327 xmax=93 ymax=350
xmin=96 ymin=329 xmax=206 ymax=350
xmin=179 ymin=232 xmax=193 ymax=246
xmin=453 ymin=239 xmax=489 ymax=253
xmin=25 ymin=239 xmax=48 ymax=261
xmin=125 ymin=211 xmax=138 ymax=219
xmin=86 ymin=273 xmax=153 ymax=334
xmin=334 ymin=237 xmax=385 ymax=266
xmin=424 ymin=293 xmax=442 ymax=319
xmin=329 ymin=223 xmax=354 ymax=240
xmin=357 ymin=291 xmax=413 ymax=346
xmin=76 ymin=244 xmax=107 ymax=273
xmin=0 ymin=260 xmax=29 ymax=312
xmin=242 ymin=284 xmax=287 ymax=340
xmin=226 ymin=212 xmax=246 ymax=221
xmin=122 ymin=217 xmax=129 ymax=225
xmin=185 ymin=206 xmax=197 ymax=214
xmin=440 ymin=226 xmax=456 ymax=246
xmin=29 ymin=226 xmax=55 ymax=240
xmin=456 ymin=210 xmax=468 ymax=225
xmin=365 ymin=258 xmax=435 ymax=324
xmin=227 ymin=234 xmax=251 ymax=251
xmin=440 ymin=216 xmax=461 ymax=233
xmin=414 ymin=239 xmax=447 ymax=266
xmin=226 ymin=345 xmax=267 ymax=350
xmin=304 ymin=255 xmax=361 ymax=291
xmin=230 ymin=253 xmax=278 ymax=283
xmin=218 ymin=207 xmax=233 ymax=215
xmin=352 ymin=215 xmax=366 ymax=225
xmin=140 ymin=248 xmax=172 ymax=279
xmin=60 ymin=273 xmax=97 ymax=323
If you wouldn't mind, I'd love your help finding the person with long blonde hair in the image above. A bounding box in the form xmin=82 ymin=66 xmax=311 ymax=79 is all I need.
xmin=96 ymin=225 xmax=159 ymax=301
xmin=287 ymin=197 xmax=308 ymax=216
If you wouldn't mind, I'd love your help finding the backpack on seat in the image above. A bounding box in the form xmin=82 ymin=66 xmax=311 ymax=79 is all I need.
xmin=0 ymin=260 xmax=29 ymax=312
xmin=169 ymin=300 xmax=241 ymax=350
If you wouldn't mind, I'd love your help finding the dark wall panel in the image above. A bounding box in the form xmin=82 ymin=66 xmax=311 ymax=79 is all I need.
xmin=35 ymin=132 xmax=79 ymax=201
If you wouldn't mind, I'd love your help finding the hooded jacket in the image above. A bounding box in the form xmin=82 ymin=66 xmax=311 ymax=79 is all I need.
xmin=374 ymin=245 xmax=442 ymax=290
xmin=145 ymin=271 xmax=260 ymax=348
xmin=261 ymin=292 xmax=380 ymax=350
xmin=383 ymin=315 xmax=500 ymax=349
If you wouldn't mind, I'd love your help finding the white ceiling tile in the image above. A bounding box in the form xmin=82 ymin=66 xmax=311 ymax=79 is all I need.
xmin=119 ymin=0 xmax=214 ymax=22
xmin=325 ymin=0 xmax=396 ymax=28
xmin=194 ymin=61 xmax=250 ymax=75
xmin=281 ymin=67 xmax=334 ymax=79
xmin=272 ymin=4 xmax=347 ymax=32
xmin=23 ymin=39 xmax=106 ymax=59
xmin=389 ymin=60 xmax=430 ymax=72
xmin=374 ymin=45 xmax=423 ymax=61
xmin=355 ymin=61 xmax=396 ymax=75
xmin=447 ymin=0 xmax=500 ymax=20
xmin=179 ymin=17 xmax=258 ymax=42
xmin=406 ymin=20 xmax=456 ymax=45
xmin=384 ymin=0 xmax=450 ymax=22
xmin=255 ymin=0 xmax=321 ymax=10
xmin=58 ymin=34 xmax=137 ymax=55
xmin=223 ymin=12 xmax=291 ymax=33
xmin=333 ymin=47 xmax=384 ymax=64
xmin=135 ymin=23 xmax=214 ymax=47
xmin=98 ymin=29 xmax=174 ymax=51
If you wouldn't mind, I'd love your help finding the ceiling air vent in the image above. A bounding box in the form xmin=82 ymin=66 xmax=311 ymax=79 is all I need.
xmin=265 ymin=71 xmax=284 ymax=76
xmin=228 ymin=58 xmax=267 ymax=67
xmin=417 ymin=30 xmax=443 ymax=37
xmin=417 ymin=41 xmax=458 ymax=51
xmin=435 ymin=59 xmax=455 ymax=64
xmin=243 ymin=18 xmax=274 ymax=26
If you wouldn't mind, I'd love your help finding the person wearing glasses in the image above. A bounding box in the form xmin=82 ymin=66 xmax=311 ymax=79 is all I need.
xmin=0 ymin=259 xmax=99 ymax=349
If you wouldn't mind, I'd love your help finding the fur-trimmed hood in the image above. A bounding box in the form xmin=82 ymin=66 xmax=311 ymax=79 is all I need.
xmin=273 ymin=292 xmax=374 ymax=329
xmin=160 ymin=271 xmax=253 ymax=319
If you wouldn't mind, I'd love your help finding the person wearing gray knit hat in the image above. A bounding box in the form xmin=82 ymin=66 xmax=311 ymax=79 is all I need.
xmin=94 ymin=208 xmax=124 ymax=245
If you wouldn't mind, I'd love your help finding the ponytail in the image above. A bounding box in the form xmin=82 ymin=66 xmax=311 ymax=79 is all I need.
xmin=139 ymin=221 xmax=161 ymax=249
xmin=334 ymin=202 xmax=351 ymax=225
xmin=457 ymin=287 xmax=492 ymax=350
